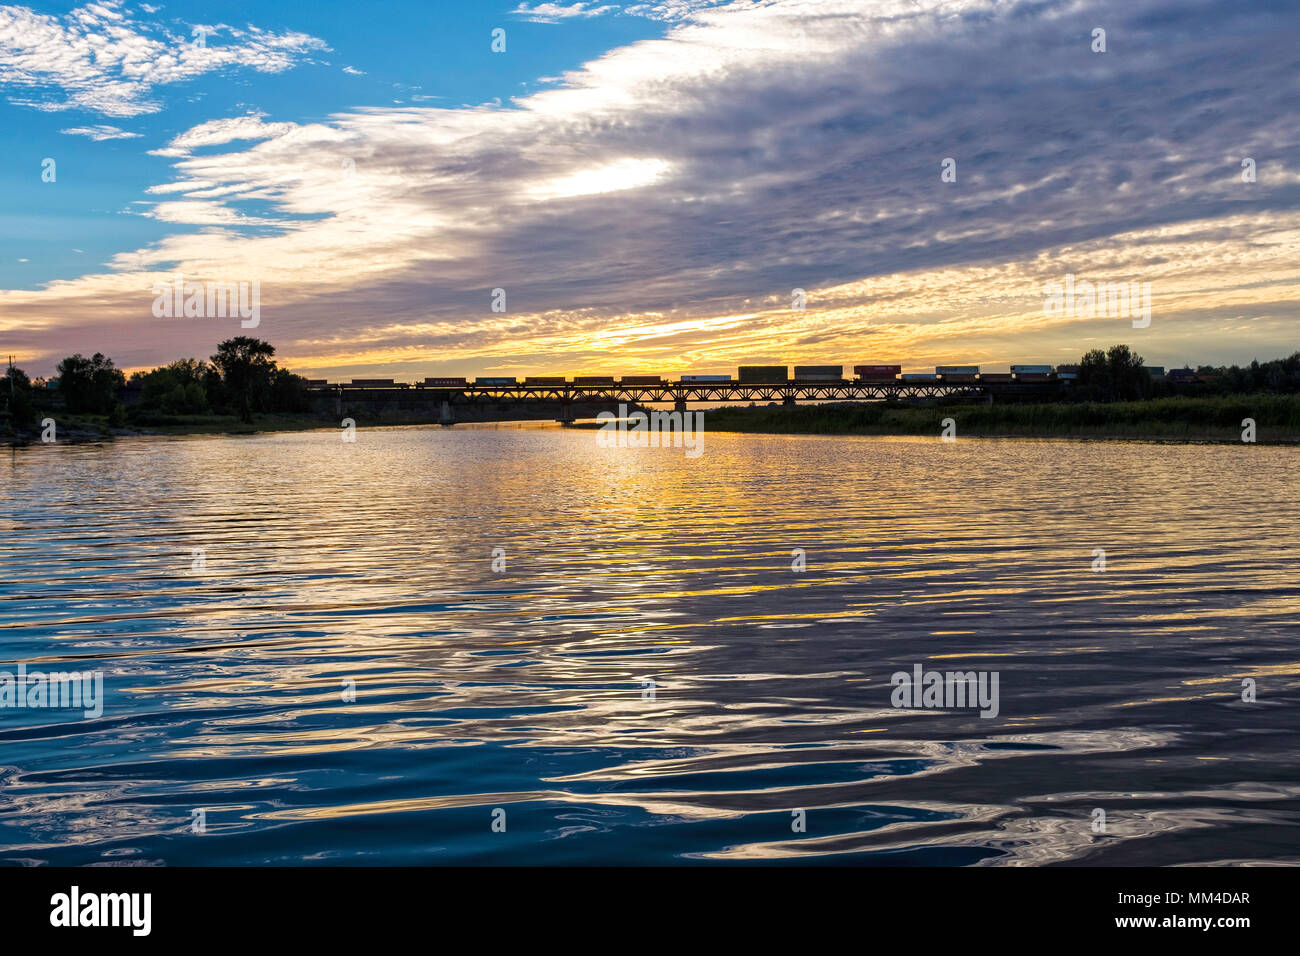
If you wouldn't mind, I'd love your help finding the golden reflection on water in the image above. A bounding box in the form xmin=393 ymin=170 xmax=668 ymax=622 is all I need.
xmin=2 ymin=428 xmax=1299 ymax=864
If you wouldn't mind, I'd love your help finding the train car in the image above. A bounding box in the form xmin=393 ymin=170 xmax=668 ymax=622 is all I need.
xmin=1014 ymin=373 xmax=1053 ymax=383
xmin=619 ymin=375 xmax=663 ymax=385
xmin=523 ymin=376 xmax=568 ymax=385
xmin=738 ymin=365 xmax=789 ymax=383
xmin=573 ymin=376 xmax=616 ymax=385
xmin=793 ymin=365 xmax=843 ymax=381
xmin=1142 ymin=366 xmax=1164 ymax=381
xmin=474 ymin=376 xmax=518 ymax=386
xmin=348 ymin=378 xmax=396 ymax=387
xmin=1010 ymin=365 xmax=1052 ymax=375
xmin=854 ymin=364 xmax=901 ymax=380
xmin=979 ymin=373 xmax=1013 ymax=383
xmin=1055 ymin=364 xmax=1081 ymax=381
xmin=934 ymin=365 xmax=978 ymax=384
xmin=680 ymin=375 xmax=732 ymax=383
xmin=900 ymin=373 xmax=939 ymax=382
xmin=305 ymin=379 xmax=329 ymax=387
xmin=423 ymin=377 xmax=468 ymax=387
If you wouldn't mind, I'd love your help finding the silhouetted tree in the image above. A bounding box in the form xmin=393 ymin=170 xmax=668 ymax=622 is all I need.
xmin=210 ymin=337 xmax=276 ymax=422
xmin=56 ymin=352 xmax=125 ymax=414
xmin=0 ymin=363 xmax=36 ymax=427
xmin=130 ymin=358 xmax=210 ymax=414
xmin=1077 ymin=344 xmax=1151 ymax=401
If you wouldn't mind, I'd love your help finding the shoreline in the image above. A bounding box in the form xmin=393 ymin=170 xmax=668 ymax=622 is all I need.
xmin=5 ymin=395 xmax=1299 ymax=446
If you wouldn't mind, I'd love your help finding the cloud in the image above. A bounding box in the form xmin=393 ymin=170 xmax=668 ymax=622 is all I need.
xmin=147 ymin=113 xmax=300 ymax=157
xmin=0 ymin=0 xmax=327 ymax=117
xmin=512 ymin=3 xmax=618 ymax=23
xmin=4 ymin=0 xmax=1300 ymax=377
xmin=60 ymin=123 xmax=141 ymax=140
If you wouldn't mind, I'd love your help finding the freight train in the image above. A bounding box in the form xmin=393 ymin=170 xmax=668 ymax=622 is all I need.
xmin=323 ymin=364 xmax=1078 ymax=388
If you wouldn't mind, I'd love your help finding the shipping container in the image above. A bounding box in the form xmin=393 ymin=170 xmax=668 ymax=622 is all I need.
xmin=305 ymin=379 xmax=329 ymax=386
xmin=573 ymin=376 xmax=616 ymax=385
xmin=738 ymin=365 xmax=789 ymax=383
xmin=423 ymin=377 xmax=468 ymax=386
xmin=793 ymin=365 xmax=843 ymax=381
xmin=524 ymin=376 xmax=567 ymax=385
xmin=940 ymin=374 xmax=980 ymax=383
xmin=475 ymin=376 xmax=517 ymax=385
xmin=1009 ymin=365 xmax=1052 ymax=374
xmin=854 ymin=364 xmax=902 ymax=379
xmin=680 ymin=375 xmax=732 ymax=383
xmin=1014 ymin=373 xmax=1052 ymax=382
xmin=900 ymin=373 xmax=939 ymax=382
xmin=349 ymin=378 xmax=395 ymax=386
xmin=1144 ymin=366 xmax=1165 ymax=379
xmin=935 ymin=365 xmax=980 ymax=375
xmin=978 ymin=373 xmax=1014 ymax=383
xmin=619 ymin=375 xmax=662 ymax=385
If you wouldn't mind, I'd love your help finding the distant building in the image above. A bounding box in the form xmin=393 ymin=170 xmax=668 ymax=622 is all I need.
xmin=1166 ymin=367 xmax=1196 ymax=384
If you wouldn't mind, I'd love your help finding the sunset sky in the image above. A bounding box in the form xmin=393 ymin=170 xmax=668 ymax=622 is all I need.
xmin=2 ymin=0 xmax=1297 ymax=380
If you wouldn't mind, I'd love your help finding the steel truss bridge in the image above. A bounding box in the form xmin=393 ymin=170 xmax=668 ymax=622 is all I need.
xmin=315 ymin=379 xmax=1063 ymax=424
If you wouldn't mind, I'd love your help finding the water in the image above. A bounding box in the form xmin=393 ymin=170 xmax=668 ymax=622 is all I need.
xmin=2 ymin=426 xmax=1298 ymax=865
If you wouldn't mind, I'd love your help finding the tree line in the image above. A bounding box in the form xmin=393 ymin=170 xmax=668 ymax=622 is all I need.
xmin=1071 ymin=345 xmax=1300 ymax=402
xmin=1 ymin=337 xmax=313 ymax=429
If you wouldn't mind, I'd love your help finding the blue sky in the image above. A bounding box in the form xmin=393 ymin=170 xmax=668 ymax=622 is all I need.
xmin=1 ymin=0 xmax=1298 ymax=379
xmin=1 ymin=1 xmax=672 ymax=290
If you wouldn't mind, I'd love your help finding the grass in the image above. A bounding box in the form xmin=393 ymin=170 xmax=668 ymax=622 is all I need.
xmin=2 ymin=410 xmax=334 ymax=444
xmin=701 ymin=395 xmax=1300 ymax=443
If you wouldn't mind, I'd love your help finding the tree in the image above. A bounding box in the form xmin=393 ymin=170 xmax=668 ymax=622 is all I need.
xmin=0 ymin=363 xmax=36 ymax=427
xmin=56 ymin=352 xmax=125 ymax=414
xmin=1076 ymin=345 xmax=1150 ymax=401
xmin=210 ymin=337 xmax=276 ymax=422
xmin=270 ymin=366 xmax=312 ymax=413
xmin=131 ymin=358 xmax=210 ymax=414
xmin=1105 ymin=344 xmax=1151 ymax=401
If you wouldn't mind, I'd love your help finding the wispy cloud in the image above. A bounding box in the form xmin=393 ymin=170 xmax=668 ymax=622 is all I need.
xmin=512 ymin=3 xmax=618 ymax=23
xmin=60 ymin=123 xmax=141 ymax=140
xmin=0 ymin=0 xmax=328 ymax=117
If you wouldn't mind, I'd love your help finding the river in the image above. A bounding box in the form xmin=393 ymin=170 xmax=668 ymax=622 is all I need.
xmin=2 ymin=426 xmax=1297 ymax=864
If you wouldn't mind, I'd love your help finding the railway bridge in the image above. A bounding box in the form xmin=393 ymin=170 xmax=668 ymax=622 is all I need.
xmin=313 ymin=379 xmax=1063 ymax=426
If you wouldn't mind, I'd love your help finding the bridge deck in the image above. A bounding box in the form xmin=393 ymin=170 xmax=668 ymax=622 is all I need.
xmin=315 ymin=381 xmax=1063 ymax=403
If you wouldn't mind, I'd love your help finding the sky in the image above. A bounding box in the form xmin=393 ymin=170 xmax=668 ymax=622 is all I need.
xmin=1 ymin=0 xmax=1297 ymax=380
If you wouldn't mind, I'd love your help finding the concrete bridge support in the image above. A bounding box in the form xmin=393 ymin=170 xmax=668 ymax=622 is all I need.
xmin=439 ymin=401 xmax=455 ymax=427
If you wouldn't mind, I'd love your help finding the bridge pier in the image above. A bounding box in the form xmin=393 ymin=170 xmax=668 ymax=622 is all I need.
xmin=439 ymin=400 xmax=455 ymax=427
xmin=673 ymin=396 xmax=687 ymax=413
xmin=555 ymin=404 xmax=577 ymax=426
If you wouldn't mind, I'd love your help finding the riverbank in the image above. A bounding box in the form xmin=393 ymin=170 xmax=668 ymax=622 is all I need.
xmin=8 ymin=395 xmax=1300 ymax=444
xmin=1 ymin=412 xmax=335 ymax=445
xmin=699 ymin=395 xmax=1300 ymax=443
